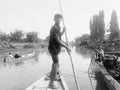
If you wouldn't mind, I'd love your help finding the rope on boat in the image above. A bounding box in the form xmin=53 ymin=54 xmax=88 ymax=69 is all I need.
xmin=58 ymin=0 xmax=80 ymax=90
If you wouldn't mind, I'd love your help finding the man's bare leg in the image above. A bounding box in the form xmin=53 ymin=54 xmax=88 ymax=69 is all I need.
xmin=48 ymin=63 xmax=59 ymax=89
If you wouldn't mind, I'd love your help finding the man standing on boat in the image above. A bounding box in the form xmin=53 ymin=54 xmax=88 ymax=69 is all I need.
xmin=47 ymin=13 xmax=71 ymax=89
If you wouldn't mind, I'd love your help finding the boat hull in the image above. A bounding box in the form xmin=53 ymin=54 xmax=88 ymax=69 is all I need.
xmin=96 ymin=60 xmax=120 ymax=90
xmin=25 ymin=73 xmax=69 ymax=90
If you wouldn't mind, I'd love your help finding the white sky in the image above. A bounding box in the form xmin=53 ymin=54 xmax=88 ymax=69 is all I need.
xmin=0 ymin=0 xmax=120 ymax=41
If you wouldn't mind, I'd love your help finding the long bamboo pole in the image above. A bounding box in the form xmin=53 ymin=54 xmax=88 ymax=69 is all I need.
xmin=58 ymin=1 xmax=80 ymax=90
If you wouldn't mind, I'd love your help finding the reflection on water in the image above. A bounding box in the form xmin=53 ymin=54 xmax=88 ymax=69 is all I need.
xmin=76 ymin=46 xmax=109 ymax=90
xmin=75 ymin=46 xmax=94 ymax=58
xmin=0 ymin=47 xmax=108 ymax=90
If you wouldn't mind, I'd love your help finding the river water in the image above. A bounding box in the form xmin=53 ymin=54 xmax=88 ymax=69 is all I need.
xmin=0 ymin=47 xmax=108 ymax=90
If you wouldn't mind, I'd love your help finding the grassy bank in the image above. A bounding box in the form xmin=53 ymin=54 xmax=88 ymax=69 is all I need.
xmin=0 ymin=42 xmax=48 ymax=54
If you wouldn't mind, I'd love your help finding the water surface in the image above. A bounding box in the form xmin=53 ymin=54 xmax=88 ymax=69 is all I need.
xmin=0 ymin=47 xmax=108 ymax=90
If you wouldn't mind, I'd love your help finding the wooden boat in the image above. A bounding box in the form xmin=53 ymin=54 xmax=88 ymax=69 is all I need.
xmin=95 ymin=55 xmax=120 ymax=90
xmin=4 ymin=52 xmax=35 ymax=62
xmin=8 ymin=52 xmax=35 ymax=60
xmin=105 ymin=52 xmax=120 ymax=57
xmin=21 ymin=52 xmax=35 ymax=58
xmin=25 ymin=73 xmax=69 ymax=90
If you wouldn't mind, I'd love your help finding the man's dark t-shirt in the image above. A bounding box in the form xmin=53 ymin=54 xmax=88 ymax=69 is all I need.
xmin=48 ymin=23 xmax=61 ymax=55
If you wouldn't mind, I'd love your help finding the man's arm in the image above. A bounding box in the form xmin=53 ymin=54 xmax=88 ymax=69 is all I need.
xmin=55 ymin=34 xmax=70 ymax=51
xmin=58 ymin=39 xmax=69 ymax=49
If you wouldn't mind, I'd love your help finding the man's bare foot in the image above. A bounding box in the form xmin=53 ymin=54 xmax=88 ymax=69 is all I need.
xmin=48 ymin=82 xmax=59 ymax=89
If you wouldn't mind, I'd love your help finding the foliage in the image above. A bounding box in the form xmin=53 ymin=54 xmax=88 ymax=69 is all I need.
xmin=0 ymin=29 xmax=41 ymax=44
xmin=0 ymin=33 xmax=9 ymax=41
xmin=45 ymin=36 xmax=49 ymax=42
xmin=79 ymin=34 xmax=90 ymax=42
xmin=109 ymin=10 xmax=120 ymax=41
xmin=75 ymin=37 xmax=81 ymax=45
xmin=9 ymin=29 xmax=23 ymax=42
xmin=89 ymin=10 xmax=105 ymax=42
xmin=26 ymin=31 xmax=38 ymax=43
xmin=75 ymin=34 xmax=90 ymax=45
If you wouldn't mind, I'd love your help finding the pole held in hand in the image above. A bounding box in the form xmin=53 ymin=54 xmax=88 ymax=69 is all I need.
xmin=58 ymin=0 xmax=80 ymax=90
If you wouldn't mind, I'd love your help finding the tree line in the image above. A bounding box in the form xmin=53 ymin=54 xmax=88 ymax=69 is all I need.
xmin=75 ymin=10 xmax=120 ymax=45
xmin=0 ymin=29 xmax=40 ymax=43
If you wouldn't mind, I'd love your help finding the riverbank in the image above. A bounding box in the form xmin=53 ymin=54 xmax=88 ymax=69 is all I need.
xmin=0 ymin=42 xmax=48 ymax=53
xmin=78 ymin=40 xmax=120 ymax=53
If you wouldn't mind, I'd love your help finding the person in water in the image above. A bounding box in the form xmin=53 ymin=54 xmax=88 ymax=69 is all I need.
xmin=14 ymin=52 xmax=21 ymax=58
xmin=47 ymin=13 xmax=71 ymax=89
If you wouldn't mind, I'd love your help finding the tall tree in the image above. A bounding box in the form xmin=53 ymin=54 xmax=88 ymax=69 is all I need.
xmin=109 ymin=10 xmax=119 ymax=41
xmin=90 ymin=15 xmax=98 ymax=41
xmin=89 ymin=10 xmax=105 ymax=42
xmin=98 ymin=10 xmax=105 ymax=40
xmin=26 ymin=31 xmax=38 ymax=43
xmin=9 ymin=29 xmax=23 ymax=42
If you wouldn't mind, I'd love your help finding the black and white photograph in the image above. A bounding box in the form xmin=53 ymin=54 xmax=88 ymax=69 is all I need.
xmin=0 ymin=0 xmax=120 ymax=90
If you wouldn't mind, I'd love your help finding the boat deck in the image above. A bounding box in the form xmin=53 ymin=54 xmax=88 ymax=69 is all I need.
xmin=25 ymin=75 xmax=69 ymax=90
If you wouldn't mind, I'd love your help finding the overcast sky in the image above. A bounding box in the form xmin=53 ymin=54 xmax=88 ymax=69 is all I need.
xmin=0 ymin=0 xmax=120 ymax=41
